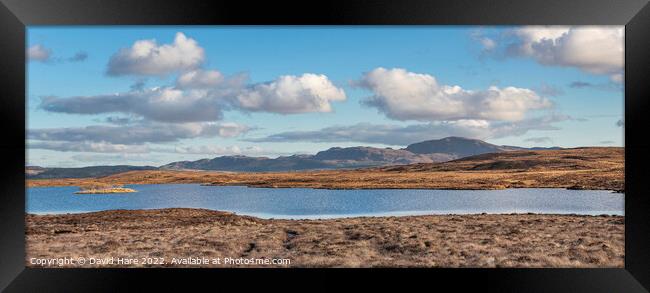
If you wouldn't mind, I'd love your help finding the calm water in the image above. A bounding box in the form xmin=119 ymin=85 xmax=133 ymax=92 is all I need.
xmin=26 ymin=184 xmax=624 ymax=219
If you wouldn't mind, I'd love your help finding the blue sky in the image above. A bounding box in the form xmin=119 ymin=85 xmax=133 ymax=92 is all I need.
xmin=27 ymin=26 xmax=624 ymax=167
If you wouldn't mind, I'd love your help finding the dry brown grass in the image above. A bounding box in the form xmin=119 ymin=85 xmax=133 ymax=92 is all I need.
xmin=25 ymin=208 xmax=624 ymax=268
xmin=27 ymin=147 xmax=624 ymax=191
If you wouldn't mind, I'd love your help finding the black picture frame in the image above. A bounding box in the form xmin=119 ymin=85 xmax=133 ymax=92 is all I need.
xmin=1 ymin=0 xmax=649 ymax=291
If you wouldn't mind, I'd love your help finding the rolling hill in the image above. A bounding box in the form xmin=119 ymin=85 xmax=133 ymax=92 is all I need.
xmin=159 ymin=137 xmax=559 ymax=172
xmin=27 ymin=137 xmax=564 ymax=177
xmin=28 ymin=147 xmax=624 ymax=191
xmin=26 ymin=165 xmax=158 ymax=179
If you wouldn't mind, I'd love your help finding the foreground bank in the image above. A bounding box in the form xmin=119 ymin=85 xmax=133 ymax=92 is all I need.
xmin=26 ymin=208 xmax=624 ymax=268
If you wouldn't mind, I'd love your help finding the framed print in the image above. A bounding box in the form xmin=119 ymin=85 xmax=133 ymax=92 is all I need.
xmin=1 ymin=0 xmax=649 ymax=291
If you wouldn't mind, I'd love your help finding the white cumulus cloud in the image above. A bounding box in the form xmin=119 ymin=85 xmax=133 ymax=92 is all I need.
xmin=41 ymin=73 xmax=347 ymax=121
xmin=235 ymin=73 xmax=347 ymax=114
xmin=357 ymin=68 xmax=551 ymax=122
xmin=107 ymin=32 xmax=205 ymax=76
xmin=511 ymin=26 xmax=624 ymax=82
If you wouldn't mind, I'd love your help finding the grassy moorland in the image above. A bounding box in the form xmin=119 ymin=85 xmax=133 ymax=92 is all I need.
xmin=26 ymin=208 xmax=624 ymax=268
xmin=27 ymin=147 xmax=624 ymax=191
xmin=25 ymin=147 xmax=624 ymax=268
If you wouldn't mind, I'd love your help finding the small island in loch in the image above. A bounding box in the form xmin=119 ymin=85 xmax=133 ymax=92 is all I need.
xmin=74 ymin=183 xmax=136 ymax=194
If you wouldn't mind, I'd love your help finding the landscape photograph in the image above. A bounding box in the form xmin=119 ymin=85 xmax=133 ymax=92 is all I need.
xmin=25 ymin=26 xmax=624 ymax=268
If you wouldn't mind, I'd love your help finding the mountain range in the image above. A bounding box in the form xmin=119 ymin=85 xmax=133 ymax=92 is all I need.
xmin=27 ymin=136 xmax=561 ymax=178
